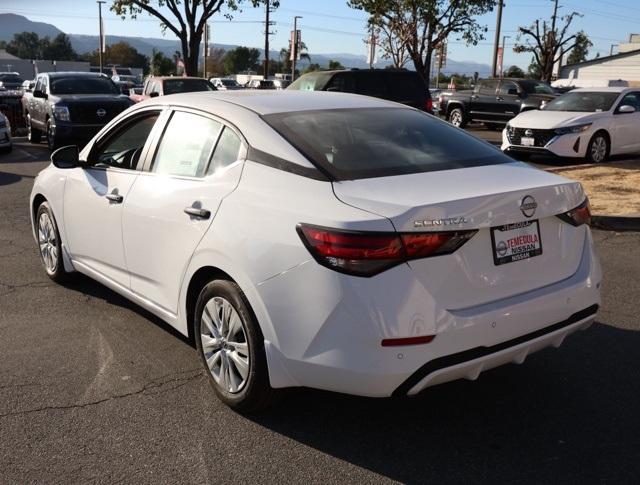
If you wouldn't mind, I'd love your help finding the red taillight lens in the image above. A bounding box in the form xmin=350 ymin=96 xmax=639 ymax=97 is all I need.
xmin=297 ymin=224 xmax=476 ymax=277
xmin=557 ymin=198 xmax=591 ymax=226
xmin=425 ymin=98 xmax=434 ymax=113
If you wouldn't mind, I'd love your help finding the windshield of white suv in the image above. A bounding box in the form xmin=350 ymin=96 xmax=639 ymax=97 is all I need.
xmin=264 ymin=108 xmax=510 ymax=180
xmin=544 ymin=91 xmax=620 ymax=112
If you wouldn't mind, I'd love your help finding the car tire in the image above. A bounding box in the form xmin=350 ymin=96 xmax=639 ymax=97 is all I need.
xmin=36 ymin=201 xmax=70 ymax=283
xmin=194 ymin=280 xmax=278 ymax=412
xmin=27 ymin=114 xmax=42 ymax=144
xmin=46 ymin=119 xmax=59 ymax=151
xmin=448 ymin=107 xmax=467 ymax=128
xmin=586 ymin=132 xmax=610 ymax=163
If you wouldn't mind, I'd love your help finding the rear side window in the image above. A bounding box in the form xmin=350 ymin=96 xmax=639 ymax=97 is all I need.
xmin=153 ymin=111 xmax=222 ymax=177
xmin=208 ymin=127 xmax=242 ymax=174
xmin=357 ymin=73 xmax=387 ymax=98
xmin=325 ymin=73 xmax=356 ymax=93
xmin=263 ymin=108 xmax=509 ymax=180
xmin=386 ymin=73 xmax=426 ymax=101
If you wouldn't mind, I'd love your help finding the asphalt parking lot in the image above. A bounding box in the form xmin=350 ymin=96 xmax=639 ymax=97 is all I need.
xmin=1 ymin=139 xmax=640 ymax=484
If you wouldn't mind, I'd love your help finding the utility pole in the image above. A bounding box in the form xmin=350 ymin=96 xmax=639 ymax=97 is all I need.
xmin=291 ymin=16 xmax=302 ymax=82
xmin=491 ymin=0 xmax=503 ymax=77
xmin=500 ymin=35 xmax=510 ymax=77
xmin=263 ymin=1 xmax=276 ymax=78
xmin=549 ymin=0 xmax=559 ymax=81
xmin=203 ymin=22 xmax=208 ymax=78
xmin=97 ymin=1 xmax=106 ymax=74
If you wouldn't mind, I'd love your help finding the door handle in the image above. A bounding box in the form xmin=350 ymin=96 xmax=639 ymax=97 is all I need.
xmin=106 ymin=192 xmax=123 ymax=203
xmin=184 ymin=207 xmax=211 ymax=219
xmin=496 ymin=96 xmax=504 ymax=101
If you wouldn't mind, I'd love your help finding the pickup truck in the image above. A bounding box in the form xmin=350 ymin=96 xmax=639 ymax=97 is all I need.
xmin=439 ymin=78 xmax=556 ymax=129
xmin=130 ymin=76 xmax=216 ymax=103
xmin=25 ymin=72 xmax=133 ymax=150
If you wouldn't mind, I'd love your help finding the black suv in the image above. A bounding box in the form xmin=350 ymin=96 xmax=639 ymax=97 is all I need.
xmin=25 ymin=72 xmax=133 ymax=150
xmin=287 ymin=69 xmax=433 ymax=113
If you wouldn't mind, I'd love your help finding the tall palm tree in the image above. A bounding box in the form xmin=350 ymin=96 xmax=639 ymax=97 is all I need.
xmin=279 ymin=41 xmax=310 ymax=72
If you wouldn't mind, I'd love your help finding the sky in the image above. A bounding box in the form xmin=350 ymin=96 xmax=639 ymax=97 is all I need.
xmin=0 ymin=0 xmax=637 ymax=71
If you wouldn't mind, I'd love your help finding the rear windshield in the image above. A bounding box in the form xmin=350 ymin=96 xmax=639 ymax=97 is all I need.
xmin=519 ymin=80 xmax=555 ymax=95
xmin=164 ymin=78 xmax=215 ymax=94
xmin=264 ymin=108 xmax=510 ymax=180
xmin=544 ymin=91 xmax=620 ymax=112
xmin=221 ymin=79 xmax=237 ymax=86
xmin=50 ymin=77 xmax=120 ymax=95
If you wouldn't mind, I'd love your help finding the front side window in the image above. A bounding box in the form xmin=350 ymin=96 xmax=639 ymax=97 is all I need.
xmin=618 ymin=92 xmax=640 ymax=111
xmin=499 ymin=81 xmax=518 ymax=95
xmin=478 ymin=80 xmax=498 ymax=95
xmin=544 ymin=91 xmax=620 ymax=112
xmin=264 ymin=108 xmax=509 ymax=180
xmin=152 ymin=111 xmax=222 ymax=177
xmin=94 ymin=113 xmax=160 ymax=169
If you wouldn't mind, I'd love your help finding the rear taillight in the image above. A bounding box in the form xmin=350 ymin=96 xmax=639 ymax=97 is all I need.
xmin=556 ymin=198 xmax=591 ymax=226
xmin=297 ymin=224 xmax=476 ymax=277
xmin=425 ymin=98 xmax=433 ymax=113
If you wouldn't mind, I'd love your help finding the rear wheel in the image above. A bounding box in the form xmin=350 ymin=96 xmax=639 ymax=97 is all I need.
xmin=586 ymin=132 xmax=609 ymax=163
xmin=448 ymin=107 xmax=467 ymax=128
xmin=27 ymin=114 xmax=41 ymax=143
xmin=194 ymin=280 xmax=277 ymax=412
xmin=36 ymin=201 xmax=69 ymax=283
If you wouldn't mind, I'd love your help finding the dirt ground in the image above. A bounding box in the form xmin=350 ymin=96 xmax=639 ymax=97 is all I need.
xmin=551 ymin=161 xmax=640 ymax=216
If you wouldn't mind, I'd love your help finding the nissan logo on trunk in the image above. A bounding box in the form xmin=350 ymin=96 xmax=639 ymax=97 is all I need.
xmin=96 ymin=109 xmax=106 ymax=117
xmin=520 ymin=195 xmax=537 ymax=218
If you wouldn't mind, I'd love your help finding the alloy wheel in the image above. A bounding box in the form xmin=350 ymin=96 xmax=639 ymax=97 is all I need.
xmin=591 ymin=136 xmax=607 ymax=163
xmin=38 ymin=212 xmax=58 ymax=273
xmin=199 ymin=296 xmax=250 ymax=394
xmin=450 ymin=111 xmax=462 ymax=127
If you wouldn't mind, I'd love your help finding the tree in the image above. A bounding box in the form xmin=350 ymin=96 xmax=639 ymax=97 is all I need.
xmin=112 ymin=0 xmax=277 ymax=76
xmin=42 ymin=34 xmax=77 ymax=61
xmin=375 ymin=22 xmax=409 ymax=68
xmin=150 ymin=49 xmax=175 ymax=75
xmin=348 ymin=0 xmax=496 ymax=84
xmin=328 ymin=60 xmax=345 ymax=70
xmin=4 ymin=32 xmax=43 ymax=59
xmin=527 ymin=56 xmax=541 ymax=79
xmin=205 ymin=47 xmax=227 ymax=76
xmin=303 ymin=63 xmax=321 ymax=73
xmin=84 ymin=41 xmax=149 ymax=73
xmin=279 ymin=41 xmax=310 ymax=72
xmin=504 ymin=65 xmax=525 ymax=78
xmin=514 ymin=2 xmax=587 ymax=82
xmin=565 ymin=32 xmax=592 ymax=65
xmin=223 ymin=46 xmax=260 ymax=73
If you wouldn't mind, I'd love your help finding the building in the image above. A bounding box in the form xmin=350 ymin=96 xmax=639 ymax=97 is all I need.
xmin=0 ymin=51 xmax=90 ymax=80
xmin=558 ymin=34 xmax=640 ymax=87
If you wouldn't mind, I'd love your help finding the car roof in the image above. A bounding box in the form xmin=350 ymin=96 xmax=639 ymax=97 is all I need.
xmin=44 ymin=71 xmax=111 ymax=79
xmin=143 ymin=90 xmax=402 ymax=115
xmin=152 ymin=76 xmax=208 ymax=82
xmin=572 ymin=87 xmax=629 ymax=93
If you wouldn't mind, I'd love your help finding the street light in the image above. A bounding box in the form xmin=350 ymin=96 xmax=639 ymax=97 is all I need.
xmin=97 ymin=1 xmax=106 ymax=74
xmin=501 ymin=35 xmax=510 ymax=77
xmin=291 ymin=16 xmax=302 ymax=82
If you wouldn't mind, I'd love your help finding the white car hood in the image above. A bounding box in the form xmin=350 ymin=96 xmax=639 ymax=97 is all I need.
xmin=508 ymin=110 xmax=602 ymax=129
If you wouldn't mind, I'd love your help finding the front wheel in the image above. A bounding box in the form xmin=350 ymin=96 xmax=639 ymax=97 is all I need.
xmin=195 ymin=280 xmax=277 ymax=412
xmin=36 ymin=201 xmax=69 ymax=283
xmin=586 ymin=132 xmax=610 ymax=163
xmin=448 ymin=107 xmax=467 ymax=128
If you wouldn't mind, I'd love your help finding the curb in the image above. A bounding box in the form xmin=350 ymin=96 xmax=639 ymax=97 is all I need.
xmin=590 ymin=215 xmax=640 ymax=232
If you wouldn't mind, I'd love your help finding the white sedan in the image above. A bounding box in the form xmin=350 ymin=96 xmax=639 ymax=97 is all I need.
xmin=502 ymin=87 xmax=640 ymax=163
xmin=30 ymin=91 xmax=601 ymax=411
xmin=0 ymin=111 xmax=11 ymax=153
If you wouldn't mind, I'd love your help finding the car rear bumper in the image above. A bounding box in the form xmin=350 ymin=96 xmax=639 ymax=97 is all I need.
xmin=258 ymin=229 xmax=601 ymax=397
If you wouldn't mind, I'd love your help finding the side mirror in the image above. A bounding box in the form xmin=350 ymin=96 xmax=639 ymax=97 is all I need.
xmin=617 ymin=105 xmax=636 ymax=114
xmin=149 ymin=91 xmax=159 ymax=98
xmin=33 ymin=89 xmax=46 ymax=99
xmin=51 ymin=145 xmax=80 ymax=169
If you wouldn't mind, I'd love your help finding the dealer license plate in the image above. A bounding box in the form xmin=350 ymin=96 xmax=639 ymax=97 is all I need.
xmin=490 ymin=220 xmax=542 ymax=265
xmin=521 ymin=136 xmax=535 ymax=146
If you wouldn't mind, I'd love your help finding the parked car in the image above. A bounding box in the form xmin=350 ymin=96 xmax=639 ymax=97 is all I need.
xmin=30 ymin=91 xmax=600 ymax=411
xmin=273 ymin=79 xmax=290 ymax=90
xmin=130 ymin=76 xmax=216 ymax=102
xmin=0 ymin=72 xmax=24 ymax=91
xmin=502 ymin=87 xmax=640 ymax=163
xmin=246 ymin=79 xmax=276 ymax=90
xmin=439 ymin=78 xmax=556 ymax=129
xmin=210 ymin=77 xmax=243 ymax=90
xmin=288 ymin=68 xmax=433 ymax=113
xmin=0 ymin=111 xmax=11 ymax=153
xmin=25 ymin=72 xmax=133 ymax=150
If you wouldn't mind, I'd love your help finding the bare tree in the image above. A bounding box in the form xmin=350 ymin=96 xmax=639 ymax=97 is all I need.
xmin=375 ymin=23 xmax=410 ymax=68
xmin=513 ymin=1 xmax=586 ymax=82
xmin=348 ymin=0 xmax=496 ymax=84
xmin=112 ymin=1 xmax=276 ymax=76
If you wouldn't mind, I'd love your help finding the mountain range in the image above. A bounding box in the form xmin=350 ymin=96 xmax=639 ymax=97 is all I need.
xmin=0 ymin=13 xmax=492 ymax=76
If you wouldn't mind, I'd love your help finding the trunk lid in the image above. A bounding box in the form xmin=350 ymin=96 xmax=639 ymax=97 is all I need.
xmin=333 ymin=162 xmax=587 ymax=308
